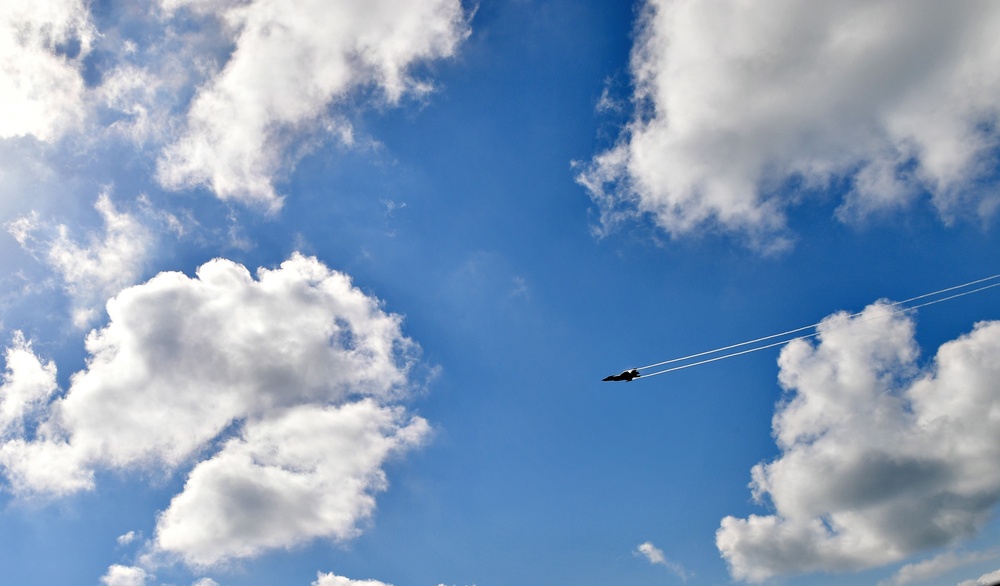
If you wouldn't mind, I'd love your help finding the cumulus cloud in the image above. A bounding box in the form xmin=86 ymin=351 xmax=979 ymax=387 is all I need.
xmin=2 ymin=1 xmax=468 ymax=213
xmin=0 ymin=253 xmax=429 ymax=566
xmin=154 ymin=400 xmax=428 ymax=567
xmin=579 ymin=0 xmax=1000 ymax=249
xmin=717 ymin=304 xmax=1000 ymax=582
xmin=156 ymin=0 xmax=469 ymax=208
xmin=7 ymin=192 xmax=153 ymax=327
xmin=100 ymin=564 xmax=149 ymax=586
xmin=0 ymin=1 xmax=95 ymax=141
xmin=313 ymin=572 xmax=392 ymax=586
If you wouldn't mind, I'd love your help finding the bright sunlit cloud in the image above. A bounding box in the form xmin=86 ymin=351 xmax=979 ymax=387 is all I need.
xmin=100 ymin=564 xmax=149 ymax=586
xmin=156 ymin=0 xmax=470 ymax=209
xmin=0 ymin=1 xmax=95 ymax=142
xmin=718 ymin=303 xmax=1000 ymax=582
xmin=0 ymin=253 xmax=429 ymax=569
xmin=152 ymin=400 xmax=428 ymax=567
xmin=580 ymin=0 xmax=1000 ymax=250
xmin=0 ymin=331 xmax=58 ymax=438
xmin=313 ymin=572 xmax=392 ymax=586
xmin=1 ymin=2 xmax=998 ymax=584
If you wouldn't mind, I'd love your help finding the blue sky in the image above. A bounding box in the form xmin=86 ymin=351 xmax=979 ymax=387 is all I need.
xmin=2 ymin=1 xmax=1000 ymax=585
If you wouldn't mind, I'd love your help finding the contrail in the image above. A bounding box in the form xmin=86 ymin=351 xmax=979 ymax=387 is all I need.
xmin=628 ymin=274 xmax=1000 ymax=379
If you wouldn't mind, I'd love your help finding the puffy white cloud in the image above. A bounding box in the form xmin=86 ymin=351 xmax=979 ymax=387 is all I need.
xmin=2 ymin=253 xmax=417 ymax=487
xmin=100 ymin=564 xmax=149 ymax=586
xmin=717 ymin=304 xmax=1000 ymax=582
xmin=154 ymin=400 xmax=428 ymax=567
xmin=7 ymin=192 xmax=153 ymax=327
xmin=0 ymin=1 xmax=95 ymax=141
xmin=0 ymin=254 xmax=428 ymax=566
xmin=156 ymin=0 xmax=469 ymax=208
xmin=313 ymin=572 xmax=392 ymax=586
xmin=580 ymin=0 xmax=1000 ymax=249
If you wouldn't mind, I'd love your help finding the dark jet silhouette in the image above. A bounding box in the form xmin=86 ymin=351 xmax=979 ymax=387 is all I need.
xmin=603 ymin=369 xmax=641 ymax=382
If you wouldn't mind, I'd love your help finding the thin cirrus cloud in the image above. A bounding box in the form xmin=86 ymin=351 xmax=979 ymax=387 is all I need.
xmin=7 ymin=192 xmax=153 ymax=328
xmin=0 ymin=253 xmax=430 ymax=569
xmin=717 ymin=303 xmax=1000 ymax=582
xmin=579 ymin=0 xmax=1000 ymax=250
xmin=155 ymin=0 xmax=470 ymax=210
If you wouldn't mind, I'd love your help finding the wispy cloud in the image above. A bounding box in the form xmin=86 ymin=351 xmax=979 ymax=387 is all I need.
xmin=636 ymin=541 xmax=691 ymax=581
xmin=7 ymin=192 xmax=153 ymax=327
xmin=958 ymin=568 xmax=1000 ymax=586
xmin=879 ymin=550 xmax=1000 ymax=586
xmin=0 ymin=331 xmax=58 ymax=438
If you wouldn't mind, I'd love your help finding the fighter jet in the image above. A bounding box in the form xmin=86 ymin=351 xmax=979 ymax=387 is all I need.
xmin=602 ymin=369 xmax=641 ymax=382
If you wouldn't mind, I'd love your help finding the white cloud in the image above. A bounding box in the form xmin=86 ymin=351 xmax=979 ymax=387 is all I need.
xmin=637 ymin=541 xmax=668 ymax=565
xmin=191 ymin=579 xmax=219 ymax=586
xmin=313 ymin=572 xmax=392 ymax=586
xmin=100 ymin=564 xmax=149 ymax=586
xmin=0 ymin=1 xmax=95 ymax=141
xmin=154 ymin=400 xmax=428 ymax=567
xmin=0 ymin=254 xmax=429 ymax=567
xmin=580 ymin=0 xmax=1000 ymax=249
xmin=958 ymin=568 xmax=1000 ymax=586
xmin=880 ymin=550 xmax=998 ymax=586
xmin=717 ymin=304 xmax=1000 ymax=582
xmin=98 ymin=63 xmax=175 ymax=147
xmin=8 ymin=192 xmax=153 ymax=328
xmin=117 ymin=530 xmax=139 ymax=546
xmin=0 ymin=332 xmax=93 ymax=494
xmin=156 ymin=0 xmax=469 ymax=209
xmin=1 ymin=252 xmax=417 ymax=488
xmin=636 ymin=541 xmax=691 ymax=581
xmin=0 ymin=331 xmax=58 ymax=438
